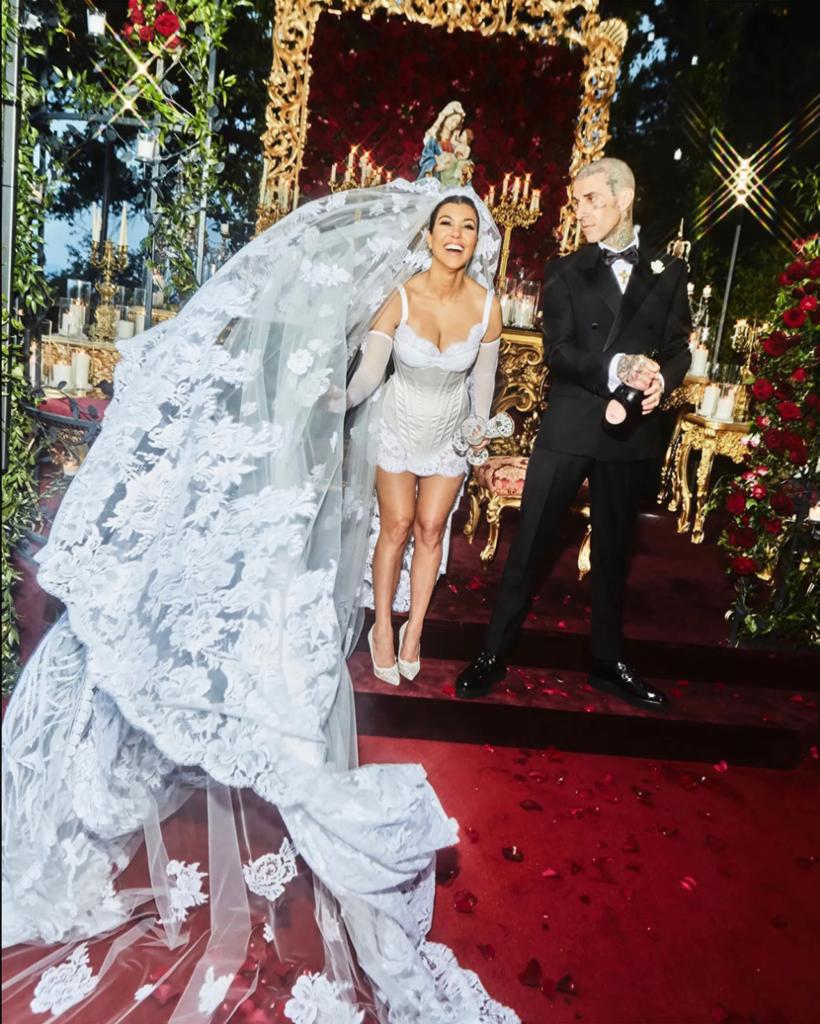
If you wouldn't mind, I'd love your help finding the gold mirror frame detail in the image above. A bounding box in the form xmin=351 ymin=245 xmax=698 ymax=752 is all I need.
xmin=257 ymin=0 xmax=627 ymax=246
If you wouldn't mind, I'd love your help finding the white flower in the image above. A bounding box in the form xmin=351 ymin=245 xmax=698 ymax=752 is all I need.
xmin=263 ymin=922 xmax=275 ymax=943
xmin=197 ymin=965 xmax=234 ymax=1013
xmin=165 ymin=860 xmax=208 ymax=923
xmin=651 ymin=259 xmax=666 ymax=275
xmin=287 ymin=349 xmax=314 ymax=376
xmin=243 ymin=838 xmax=298 ymax=902
xmin=284 ymin=972 xmax=364 ymax=1024
xmin=30 ymin=944 xmax=99 ymax=1016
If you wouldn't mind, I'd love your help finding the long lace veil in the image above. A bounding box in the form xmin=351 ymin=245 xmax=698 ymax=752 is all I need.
xmin=2 ymin=179 xmax=516 ymax=1022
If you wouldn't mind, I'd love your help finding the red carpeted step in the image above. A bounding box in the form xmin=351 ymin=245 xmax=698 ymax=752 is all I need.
xmin=349 ymin=652 xmax=819 ymax=769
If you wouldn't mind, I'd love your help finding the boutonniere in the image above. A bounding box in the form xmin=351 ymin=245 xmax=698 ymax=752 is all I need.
xmin=650 ymin=259 xmax=666 ymax=275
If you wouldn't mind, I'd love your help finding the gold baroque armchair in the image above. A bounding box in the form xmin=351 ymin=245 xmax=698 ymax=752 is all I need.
xmin=463 ymin=327 xmax=592 ymax=576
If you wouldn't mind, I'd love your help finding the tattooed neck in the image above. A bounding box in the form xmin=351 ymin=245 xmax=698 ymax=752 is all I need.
xmin=602 ymin=219 xmax=635 ymax=251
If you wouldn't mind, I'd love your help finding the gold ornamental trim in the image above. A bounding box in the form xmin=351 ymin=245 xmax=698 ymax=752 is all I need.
xmin=258 ymin=0 xmax=627 ymax=237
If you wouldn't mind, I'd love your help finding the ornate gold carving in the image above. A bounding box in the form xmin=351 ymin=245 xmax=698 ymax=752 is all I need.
xmin=673 ymin=413 xmax=750 ymax=544
xmin=42 ymin=340 xmax=120 ymax=387
xmin=258 ymin=0 xmax=627 ymax=234
xmin=491 ymin=328 xmax=547 ymax=456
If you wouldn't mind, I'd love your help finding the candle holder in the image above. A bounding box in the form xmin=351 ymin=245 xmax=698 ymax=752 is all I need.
xmin=486 ymin=177 xmax=542 ymax=284
xmin=329 ymin=148 xmax=392 ymax=193
xmin=666 ymin=218 xmax=691 ymax=268
xmin=90 ymin=240 xmax=129 ymax=344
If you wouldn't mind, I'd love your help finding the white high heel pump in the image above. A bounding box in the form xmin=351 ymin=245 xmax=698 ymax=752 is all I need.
xmin=397 ymin=621 xmax=421 ymax=681
xmin=368 ymin=626 xmax=400 ymax=687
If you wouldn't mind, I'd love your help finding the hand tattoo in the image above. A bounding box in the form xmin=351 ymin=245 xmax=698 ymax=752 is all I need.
xmin=617 ymin=353 xmax=645 ymax=383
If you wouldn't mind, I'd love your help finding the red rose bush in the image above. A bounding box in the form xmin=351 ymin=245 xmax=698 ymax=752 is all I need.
xmin=717 ymin=235 xmax=819 ymax=642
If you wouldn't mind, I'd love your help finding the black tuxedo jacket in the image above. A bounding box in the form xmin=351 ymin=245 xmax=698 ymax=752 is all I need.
xmin=536 ymin=243 xmax=692 ymax=462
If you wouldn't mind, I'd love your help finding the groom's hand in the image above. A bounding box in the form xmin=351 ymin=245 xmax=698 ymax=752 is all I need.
xmin=641 ymin=374 xmax=663 ymax=414
xmin=617 ymin=353 xmax=659 ymax=392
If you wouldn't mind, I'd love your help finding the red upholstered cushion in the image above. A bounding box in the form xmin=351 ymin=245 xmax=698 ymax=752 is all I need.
xmin=473 ymin=455 xmax=529 ymax=497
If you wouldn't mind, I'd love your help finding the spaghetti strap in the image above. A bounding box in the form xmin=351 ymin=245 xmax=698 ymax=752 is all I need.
xmin=397 ymin=284 xmax=409 ymax=325
xmin=481 ymin=288 xmax=494 ymax=332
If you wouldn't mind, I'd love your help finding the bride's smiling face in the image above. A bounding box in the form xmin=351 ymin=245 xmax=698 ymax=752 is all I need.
xmin=428 ymin=203 xmax=478 ymax=271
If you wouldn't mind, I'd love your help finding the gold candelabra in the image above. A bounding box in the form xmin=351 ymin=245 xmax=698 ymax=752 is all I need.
xmin=486 ymin=173 xmax=542 ymax=284
xmin=90 ymin=240 xmax=128 ymax=344
xmin=667 ymin=218 xmax=691 ymax=268
xmin=329 ymin=146 xmax=393 ymax=192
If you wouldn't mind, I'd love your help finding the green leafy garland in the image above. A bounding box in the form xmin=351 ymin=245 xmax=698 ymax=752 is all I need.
xmin=1 ymin=1 xmax=50 ymax=689
xmin=717 ymin=236 xmax=819 ymax=645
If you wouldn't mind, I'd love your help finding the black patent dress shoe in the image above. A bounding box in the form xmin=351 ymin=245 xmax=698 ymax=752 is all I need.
xmin=588 ymin=659 xmax=668 ymax=709
xmin=456 ymin=651 xmax=507 ymax=700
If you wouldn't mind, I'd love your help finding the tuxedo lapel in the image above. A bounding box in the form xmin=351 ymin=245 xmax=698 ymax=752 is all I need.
xmin=602 ymin=253 xmax=655 ymax=352
xmin=576 ymin=244 xmax=622 ymax=322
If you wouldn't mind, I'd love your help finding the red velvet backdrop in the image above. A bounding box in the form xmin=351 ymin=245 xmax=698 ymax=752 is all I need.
xmin=300 ymin=9 xmax=583 ymax=282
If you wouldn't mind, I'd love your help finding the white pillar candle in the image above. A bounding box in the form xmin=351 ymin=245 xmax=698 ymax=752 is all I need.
xmin=29 ymin=352 xmax=38 ymax=385
xmin=488 ymin=185 xmax=496 ymax=206
xmin=134 ymin=311 xmax=145 ymax=335
xmin=502 ymin=173 xmax=510 ymax=198
xmin=117 ymin=319 xmax=135 ymax=340
xmin=522 ymin=173 xmax=531 ymax=201
xmin=512 ymin=176 xmax=521 ymax=203
xmin=715 ymin=386 xmax=736 ymax=421
xmin=91 ymin=203 xmax=101 ymax=244
xmin=53 ymin=362 xmax=73 ymax=389
xmin=330 ymin=162 xmax=337 ymax=185
xmin=530 ymin=188 xmax=541 ymax=212
xmin=690 ymin=346 xmax=708 ymax=377
xmin=72 ymin=350 xmax=91 ymax=390
xmin=699 ymin=383 xmax=720 ymax=418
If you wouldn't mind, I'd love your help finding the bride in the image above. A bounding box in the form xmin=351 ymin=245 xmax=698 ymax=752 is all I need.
xmin=2 ymin=178 xmax=518 ymax=1023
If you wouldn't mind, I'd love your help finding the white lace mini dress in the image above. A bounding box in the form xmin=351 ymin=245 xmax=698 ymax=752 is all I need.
xmin=377 ymin=284 xmax=494 ymax=477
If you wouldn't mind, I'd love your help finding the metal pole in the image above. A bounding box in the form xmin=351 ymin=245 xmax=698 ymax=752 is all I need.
xmin=712 ymin=217 xmax=742 ymax=367
xmin=194 ymin=45 xmax=218 ymax=285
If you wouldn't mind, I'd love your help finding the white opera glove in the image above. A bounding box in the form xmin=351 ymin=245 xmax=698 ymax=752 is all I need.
xmin=345 ymin=330 xmax=394 ymax=409
xmin=471 ymin=338 xmax=501 ymax=420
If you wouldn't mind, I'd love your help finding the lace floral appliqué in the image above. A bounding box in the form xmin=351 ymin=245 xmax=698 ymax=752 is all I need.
xmin=166 ymin=859 xmax=208 ymax=923
xmin=197 ymin=966 xmax=234 ymax=1013
xmin=30 ymin=944 xmax=99 ymax=1016
xmin=243 ymin=837 xmax=298 ymax=902
xmin=284 ymin=972 xmax=364 ymax=1024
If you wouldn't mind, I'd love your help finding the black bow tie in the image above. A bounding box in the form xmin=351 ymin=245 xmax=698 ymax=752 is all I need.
xmin=600 ymin=244 xmax=639 ymax=267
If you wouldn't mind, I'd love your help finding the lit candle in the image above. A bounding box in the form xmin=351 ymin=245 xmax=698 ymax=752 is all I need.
xmin=118 ymin=202 xmax=128 ymax=248
xmin=488 ymin=184 xmax=496 ymax=206
xmin=512 ymin=176 xmax=521 ymax=203
xmin=530 ymin=188 xmax=541 ymax=212
xmin=360 ymin=151 xmax=370 ymax=187
xmin=91 ymin=203 xmax=100 ymax=244
xmin=72 ymin=350 xmax=91 ymax=390
xmin=522 ymin=173 xmax=531 ymax=201
xmin=330 ymin=162 xmax=337 ymax=185
xmin=699 ymin=383 xmax=720 ymax=418
xmin=502 ymin=173 xmax=510 ymax=198
xmin=385 ymin=170 xmax=393 ymax=183
xmin=702 ymin=284 xmax=712 ymax=300
xmin=690 ymin=345 xmax=708 ymax=378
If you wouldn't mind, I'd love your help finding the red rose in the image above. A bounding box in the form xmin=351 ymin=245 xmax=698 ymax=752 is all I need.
xmin=799 ymin=295 xmax=818 ymax=312
xmin=762 ymin=333 xmax=788 ymax=357
xmin=731 ymin=556 xmax=759 ymax=575
xmin=793 ymin=287 xmax=806 ymax=299
xmin=787 ymin=260 xmax=809 ymax=282
xmin=763 ymin=517 xmax=782 ymax=535
xmin=809 ymin=259 xmax=820 ymax=279
xmin=807 ymin=393 xmax=820 ymax=412
xmin=127 ymin=0 xmax=141 ymax=9
xmin=725 ymin=491 xmax=746 ymax=515
xmin=763 ymin=428 xmax=785 ymax=451
xmin=789 ymin=444 xmax=808 ymax=465
xmin=791 ymin=368 xmax=807 ymax=383
xmin=728 ymin=526 xmax=757 ymax=550
xmin=751 ymin=483 xmax=767 ymax=500
xmin=782 ymin=308 xmax=807 ymax=330
xmin=779 ymin=272 xmax=792 ymax=287
xmin=131 ymin=7 xmax=145 ymax=24
xmin=122 ymin=22 xmax=134 ymax=37
xmin=155 ymin=0 xmax=167 ymax=9
xmin=755 ymin=414 xmax=770 ymax=428
xmin=771 ymin=492 xmax=794 ymax=515
xmin=777 ymin=401 xmax=802 ymax=421
xmin=780 ymin=429 xmax=802 ymax=450
xmin=138 ymin=24 xmax=154 ymax=40
xmin=752 ymin=378 xmax=774 ymax=401
xmin=154 ymin=11 xmax=180 ymax=36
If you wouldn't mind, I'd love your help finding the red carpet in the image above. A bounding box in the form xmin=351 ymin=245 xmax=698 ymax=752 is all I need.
xmin=360 ymin=736 xmax=820 ymax=1024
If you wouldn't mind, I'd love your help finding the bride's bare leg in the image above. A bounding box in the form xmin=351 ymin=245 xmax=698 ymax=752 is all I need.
xmin=403 ymin=474 xmax=465 ymax=661
xmin=372 ymin=467 xmax=417 ymax=667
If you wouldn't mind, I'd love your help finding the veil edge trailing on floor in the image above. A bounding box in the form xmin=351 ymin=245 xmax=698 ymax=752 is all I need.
xmin=2 ymin=180 xmax=520 ymax=1022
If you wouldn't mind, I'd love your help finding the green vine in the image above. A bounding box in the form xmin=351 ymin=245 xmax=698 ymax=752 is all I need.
xmin=1 ymin=1 xmax=50 ymax=690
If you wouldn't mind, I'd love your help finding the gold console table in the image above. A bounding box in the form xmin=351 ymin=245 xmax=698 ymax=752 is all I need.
xmin=670 ymin=412 xmax=750 ymax=544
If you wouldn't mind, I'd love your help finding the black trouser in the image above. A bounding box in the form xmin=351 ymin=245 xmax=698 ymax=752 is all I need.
xmin=485 ymin=446 xmax=647 ymax=663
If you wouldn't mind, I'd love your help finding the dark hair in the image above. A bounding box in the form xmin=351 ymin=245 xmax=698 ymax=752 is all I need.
xmin=428 ymin=195 xmax=479 ymax=232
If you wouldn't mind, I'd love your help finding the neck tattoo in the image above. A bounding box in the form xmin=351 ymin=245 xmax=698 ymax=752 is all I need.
xmin=602 ymin=219 xmax=634 ymax=251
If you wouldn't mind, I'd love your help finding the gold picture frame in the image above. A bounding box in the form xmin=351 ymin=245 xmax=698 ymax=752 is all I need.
xmin=257 ymin=0 xmax=627 ymax=243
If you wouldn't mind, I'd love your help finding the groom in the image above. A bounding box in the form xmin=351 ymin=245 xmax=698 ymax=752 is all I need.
xmin=457 ymin=157 xmax=691 ymax=708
